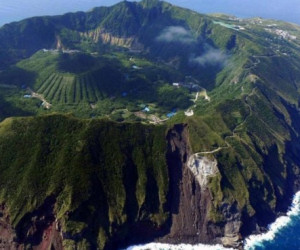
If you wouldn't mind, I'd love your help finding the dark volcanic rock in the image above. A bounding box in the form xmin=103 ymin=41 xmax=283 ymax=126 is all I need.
xmin=162 ymin=124 xmax=243 ymax=248
xmin=163 ymin=124 xmax=220 ymax=243
xmin=0 ymin=204 xmax=19 ymax=249
xmin=0 ymin=197 xmax=63 ymax=250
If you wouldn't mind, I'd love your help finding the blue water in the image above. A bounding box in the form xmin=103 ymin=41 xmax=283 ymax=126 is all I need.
xmin=1 ymin=0 xmax=300 ymax=27
xmin=0 ymin=0 xmax=122 ymax=26
xmin=253 ymin=214 xmax=300 ymax=250
xmin=244 ymin=191 xmax=300 ymax=250
xmin=127 ymin=192 xmax=300 ymax=250
xmin=0 ymin=1 xmax=300 ymax=249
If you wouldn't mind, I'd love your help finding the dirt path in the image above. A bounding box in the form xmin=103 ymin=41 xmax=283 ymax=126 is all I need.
xmin=199 ymin=89 xmax=210 ymax=102
xmin=134 ymin=112 xmax=169 ymax=124
xmin=194 ymin=92 xmax=199 ymax=102
xmin=194 ymin=88 xmax=257 ymax=155
xmin=246 ymin=54 xmax=279 ymax=71
xmin=195 ymin=147 xmax=223 ymax=155
xmin=149 ymin=115 xmax=169 ymax=124
xmin=194 ymin=53 xmax=284 ymax=155
xmin=27 ymin=88 xmax=52 ymax=109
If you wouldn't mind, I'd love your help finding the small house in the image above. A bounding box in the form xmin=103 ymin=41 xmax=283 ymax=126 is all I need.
xmin=132 ymin=65 xmax=141 ymax=70
xmin=167 ymin=112 xmax=176 ymax=118
xmin=143 ymin=107 xmax=150 ymax=112
xmin=167 ymin=108 xmax=177 ymax=118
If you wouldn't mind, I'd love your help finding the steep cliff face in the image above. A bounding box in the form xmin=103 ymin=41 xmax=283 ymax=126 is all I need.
xmin=79 ymin=27 xmax=143 ymax=49
xmin=0 ymin=204 xmax=19 ymax=249
xmin=0 ymin=115 xmax=170 ymax=250
xmin=0 ymin=118 xmax=299 ymax=249
xmin=163 ymin=124 xmax=243 ymax=248
xmin=163 ymin=119 xmax=300 ymax=249
xmin=0 ymin=198 xmax=63 ymax=250
xmin=0 ymin=121 xmax=241 ymax=249
xmin=1 ymin=0 xmax=300 ymax=249
xmin=164 ymin=124 xmax=219 ymax=243
xmin=15 ymin=196 xmax=63 ymax=250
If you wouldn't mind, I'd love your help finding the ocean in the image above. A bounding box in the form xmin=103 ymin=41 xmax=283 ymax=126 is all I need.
xmin=1 ymin=0 xmax=300 ymax=27
xmin=126 ymin=191 xmax=300 ymax=250
xmin=1 ymin=1 xmax=300 ymax=249
xmin=0 ymin=0 xmax=121 ymax=26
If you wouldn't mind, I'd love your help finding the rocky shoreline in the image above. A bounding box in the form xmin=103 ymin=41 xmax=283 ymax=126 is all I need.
xmin=0 ymin=122 xmax=299 ymax=250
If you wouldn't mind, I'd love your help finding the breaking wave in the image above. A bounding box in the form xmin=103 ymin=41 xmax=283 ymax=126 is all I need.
xmin=244 ymin=191 xmax=300 ymax=250
xmin=125 ymin=242 xmax=233 ymax=250
xmin=125 ymin=192 xmax=300 ymax=250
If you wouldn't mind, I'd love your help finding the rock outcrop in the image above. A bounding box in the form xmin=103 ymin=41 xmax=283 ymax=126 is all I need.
xmin=0 ymin=204 xmax=19 ymax=249
xmin=80 ymin=28 xmax=144 ymax=50
xmin=0 ymin=120 xmax=299 ymax=249
xmin=163 ymin=124 xmax=221 ymax=244
xmin=162 ymin=124 xmax=244 ymax=248
xmin=187 ymin=154 xmax=219 ymax=188
xmin=0 ymin=197 xmax=63 ymax=250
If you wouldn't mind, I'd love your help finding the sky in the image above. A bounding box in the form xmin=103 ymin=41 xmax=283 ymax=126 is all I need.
xmin=0 ymin=0 xmax=300 ymax=27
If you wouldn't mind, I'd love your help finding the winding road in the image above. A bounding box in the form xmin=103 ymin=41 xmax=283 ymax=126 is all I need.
xmin=195 ymin=88 xmax=256 ymax=155
xmin=27 ymin=88 xmax=52 ymax=109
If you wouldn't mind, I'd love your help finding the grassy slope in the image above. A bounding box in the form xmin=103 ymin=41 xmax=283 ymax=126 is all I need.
xmin=0 ymin=49 xmax=193 ymax=120
xmin=0 ymin=0 xmax=300 ymax=246
xmin=0 ymin=114 xmax=169 ymax=248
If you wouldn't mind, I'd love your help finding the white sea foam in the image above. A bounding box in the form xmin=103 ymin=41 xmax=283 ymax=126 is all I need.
xmin=124 ymin=192 xmax=300 ymax=250
xmin=244 ymin=191 xmax=300 ymax=250
xmin=125 ymin=242 xmax=233 ymax=250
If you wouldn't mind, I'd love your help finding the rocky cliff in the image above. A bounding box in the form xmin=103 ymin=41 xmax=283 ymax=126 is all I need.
xmin=0 ymin=117 xmax=299 ymax=249
xmin=162 ymin=124 xmax=244 ymax=248
xmin=1 ymin=0 xmax=300 ymax=249
xmin=163 ymin=124 xmax=222 ymax=244
xmin=0 ymin=121 xmax=230 ymax=249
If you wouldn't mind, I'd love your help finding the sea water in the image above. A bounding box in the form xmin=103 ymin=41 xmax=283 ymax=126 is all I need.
xmin=0 ymin=0 xmax=122 ymax=26
xmin=244 ymin=191 xmax=300 ymax=250
xmin=126 ymin=191 xmax=300 ymax=250
xmin=1 ymin=0 xmax=300 ymax=27
xmin=126 ymin=243 xmax=233 ymax=250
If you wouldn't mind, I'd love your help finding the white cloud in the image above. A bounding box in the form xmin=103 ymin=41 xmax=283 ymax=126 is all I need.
xmin=190 ymin=47 xmax=228 ymax=66
xmin=156 ymin=26 xmax=194 ymax=44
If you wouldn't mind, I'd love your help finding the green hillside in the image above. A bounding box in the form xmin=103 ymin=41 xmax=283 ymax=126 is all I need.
xmin=0 ymin=0 xmax=300 ymax=249
xmin=0 ymin=114 xmax=169 ymax=249
xmin=1 ymin=0 xmax=300 ymax=124
xmin=0 ymin=49 xmax=193 ymax=120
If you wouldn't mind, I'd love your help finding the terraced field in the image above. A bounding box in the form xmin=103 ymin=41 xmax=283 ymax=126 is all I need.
xmin=34 ymin=72 xmax=107 ymax=104
xmin=0 ymin=50 xmax=193 ymax=118
xmin=11 ymin=51 xmax=130 ymax=106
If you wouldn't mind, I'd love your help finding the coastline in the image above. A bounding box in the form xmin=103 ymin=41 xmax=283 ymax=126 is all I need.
xmin=125 ymin=191 xmax=300 ymax=250
xmin=244 ymin=191 xmax=300 ymax=249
